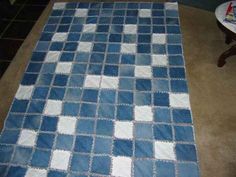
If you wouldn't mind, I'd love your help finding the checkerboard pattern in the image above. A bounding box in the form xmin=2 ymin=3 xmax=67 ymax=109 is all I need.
xmin=0 ymin=2 xmax=200 ymax=177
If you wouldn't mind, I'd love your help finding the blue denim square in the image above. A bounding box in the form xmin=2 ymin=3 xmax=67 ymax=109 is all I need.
xmin=78 ymin=2 xmax=89 ymax=8
xmin=48 ymin=17 xmax=60 ymax=24
xmin=90 ymin=53 xmax=104 ymax=63
xmin=113 ymin=139 xmax=133 ymax=156
xmin=69 ymin=75 xmax=84 ymax=87
xmin=156 ymin=161 xmax=175 ymax=177
xmin=26 ymin=63 xmax=42 ymax=73
xmin=172 ymin=109 xmax=192 ymax=124
xmin=153 ymin=103 xmax=171 ymax=122
xmin=112 ymin=17 xmax=124 ymax=24
xmin=80 ymin=103 xmax=97 ymax=117
xmin=94 ymin=137 xmax=112 ymax=154
xmin=135 ymin=123 xmax=153 ymax=139
xmin=96 ymin=120 xmax=114 ymax=136
xmin=174 ymin=126 xmax=194 ymax=142
xmin=135 ymin=141 xmax=153 ymax=158
xmin=136 ymin=54 xmax=151 ymax=65
xmin=177 ymin=163 xmax=199 ymax=177
xmin=99 ymin=90 xmax=116 ymax=104
xmin=153 ymin=79 xmax=169 ymax=92
xmin=97 ymin=25 xmax=109 ymax=32
xmin=98 ymin=17 xmax=111 ymax=24
xmin=117 ymin=105 xmax=133 ymax=120
xmin=153 ymin=18 xmax=164 ymax=25
xmin=138 ymin=25 xmax=151 ymax=33
xmin=76 ymin=119 xmax=95 ymax=134
xmin=168 ymin=45 xmax=182 ymax=54
xmin=61 ymin=17 xmax=73 ymax=24
xmin=66 ymin=2 xmax=77 ymax=8
xmin=152 ymin=11 xmax=164 ymax=17
xmin=153 ymin=3 xmax=164 ymax=9
xmin=57 ymin=25 xmax=70 ymax=32
xmin=153 ymin=44 xmax=166 ymax=54
xmin=169 ymin=67 xmax=185 ymax=79
xmin=153 ymin=67 xmax=168 ymax=78
xmin=65 ymin=88 xmax=82 ymax=101
xmin=72 ymin=64 xmax=87 ymax=74
xmin=113 ymin=10 xmax=125 ymax=16
xmin=123 ymin=34 xmax=136 ymax=43
xmin=81 ymin=34 xmax=94 ymax=41
xmin=64 ymin=9 xmax=76 ymax=15
xmin=82 ymin=89 xmax=98 ymax=103
xmin=91 ymin=156 xmax=111 ymax=175
xmin=104 ymin=65 xmax=119 ymax=76
xmin=121 ymin=54 xmax=135 ymax=64
xmin=43 ymin=24 xmax=57 ymax=32
xmin=107 ymin=44 xmax=121 ymax=53
xmin=27 ymin=100 xmax=45 ymax=113
xmin=41 ymin=63 xmax=56 ymax=73
xmin=119 ymin=78 xmax=134 ymax=90
xmin=166 ymin=10 xmax=179 ymax=17
xmin=125 ymin=17 xmax=138 ymax=24
xmin=70 ymin=24 xmax=83 ymax=32
xmin=119 ymin=66 xmax=134 ymax=77
xmin=53 ymin=75 xmax=68 ymax=86
xmin=169 ymin=56 xmax=184 ymax=66
xmin=175 ymin=144 xmax=197 ymax=161
xmin=75 ymin=53 xmax=89 ymax=62
xmin=5 ymin=114 xmax=24 ymax=129
xmin=40 ymin=116 xmax=58 ymax=132
xmin=36 ymin=133 xmax=55 ymax=149
xmin=64 ymin=42 xmax=78 ymax=51
xmin=102 ymin=3 xmax=114 ymax=8
xmin=171 ymin=80 xmax=188 ymax=93
xmin=56 ymin=134 xmax=74 ymax=150
xmin=128 ymin=3 xmax=138 ymax=9
xmin=136 ymin=79 xmax=151 ymax=91
xmin=101 ymin=9 xmax=113 ymax=16
xmin=31 ymin=149 xmax=51 ymax=167
xmin=167 ymin=26 xmax=181 ymax=34
xmin=118 ymin=91 xmax=133 ymax=104
xmin=138 ymin=35 xmax=151 ymax=43
xmin=60 ymin=52 xmax=75 ymax=61
xmin=74 ymin=135 xmax=93 ymax=153
xmin=93 ymin=43 xmax=106 ymax=52
xmin=110 ymin=25 xmax=123 ymax=33
xmin=32 ymin=87 xmax=49 ymax=99
xmin=134 ymin=160 xmax=153 ymax=177
xmin=95 ymin=34 xmax=108 ymax=42
xmin=135 ymin=92 xmax=151 ymax=105
xmin=109 ymin=34 xmax=122 ymax=42
xmin=48 ymin=171 xmax=67 ymax=177
xmin=153 ymin=124 xmax=173 ymax=141
xmin=50 ymin=42 xmax=64 ymax=51
xmin=62 ymin=102 xmax=80 ymax=116
xmin=6 ymin=166 xmax=26 ymax=177
xmin=49 ymin=87 xmax=65 ymax=100
xmin=31 ymin=52 xmax=46 ymax=61
xmin=114 ymin=2 xmax=126 ymax=9
xmin=167 ymin=34 xmax=182 ymax=44
xmin=23 ymin=115 xmax=41 ymax=130
xmin=37 ymin=74 xmax=53 ymax=85
xmin=21 ymin=73 xmax=38 ymax=85
xmin=0 ymin=130 xmax=19 ymax=144
xmin=153 ymin=26 xmax=165 ymax=33
xmin=106 ymin=54 xmax=120 ymax=64
xmin=98 ymin=104 xmax=115 ymax=119
xmin=72 ymin=17 xmax=85 ymax=24
xmin=40 ymin=33 xmax=53 ymax=41
xmin=0 ymin=145 xmax=14 ymax=164
xmin=71 ymin=154 xmax=90 ymax=172
xmin=139 ymin=18 xmax=151 ymax=25
xmin=12 ymin=147 xmax=32 ymax=165
xmin=11 ymin=100 xmax=28 ymax=113
xmin=137 ymin=44 xmax=151 ymax=53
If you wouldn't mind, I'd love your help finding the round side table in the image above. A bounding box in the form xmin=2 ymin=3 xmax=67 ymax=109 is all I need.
xmin=215 ymin=1 xmax=236 ymax=67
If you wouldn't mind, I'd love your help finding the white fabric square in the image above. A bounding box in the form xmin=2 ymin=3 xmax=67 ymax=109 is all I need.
xmin=50 ymin=150 xmax=71 ymax=170
xmin=152 ymin=34 xmax=166 ymax=44
xmin=121 ymin=43 xmax=136 ymax=54
xmin=101 ymin=76 xmax=119 ymax=89
xmin=152 ymin=55 xmax=168 ymax=66
xmin=135 ymin=106 xmax=153 ymax=121
xmin=112 ymin=156 xmax=132 ymax=177
xmin=15 ymin=85 xmax=34 ymax=100
xmin=77 ymin=42 xmax=92 ymax=52
xmin=45 ymin=51 xmax=60 ymax=62
xmin=17 ymin=129 xmax=37 ymax=147
xmin=155 ymin=141 xmax=176 ymax=160
xmin=83 ymin=24 xmax=97 ymax=33
xmin=169 ymin=93 xmax=190 ymax=108
xmin=139 ymin=9 xmax=151 ymax=17
xmin=52 ymin=33 xmax=68 ymax=41
xmin=44 ymin=100 xmax=62 ymax=116
xmin=123 ymin=25 xmax=137 ymax=34
xmin=25 ymin=168 xmax=47 ymax=177
xmin=57 ymin=116 xmax=77 ymax=135
xmin=55 ymin=62 xmax=72 ymax=74
xmin=135 ymin=66 xmax=152 ymax=78
xmin=84 ymin=75 xmax=101 ymax=88
xmin=114 ymin=121 xmax=133 ymax=139
xmin=53 ymin=3 xmax=66 ymax=9
xmin=75 ymin=9 xmax=88 ymax=17
xmin=165 ymin=2 xmax=178 ymax=10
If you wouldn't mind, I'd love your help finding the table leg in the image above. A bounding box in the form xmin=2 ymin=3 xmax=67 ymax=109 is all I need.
xmin=218 ymin=45 xmax=236 ymax=67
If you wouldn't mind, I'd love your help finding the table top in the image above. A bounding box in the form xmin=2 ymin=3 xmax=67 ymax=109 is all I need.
xmin=215 ymin=1 xmax=236 ymax=33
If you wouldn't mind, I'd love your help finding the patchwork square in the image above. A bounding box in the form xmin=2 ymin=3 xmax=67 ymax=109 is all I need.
xmin=114 ymin=121 xmax=133 ymax=139
xmin=91 ymin=156 xmax=111 ymax=175
xmin=139 ymin=9 xmax=151 ymax=17
xmin=84 ymin=75 xmax=101 ymax=88
xmin=135 ymin=66 xmax=152 ymax=78
xmin=17 ymin=129 xmax=37 ymax=147
xmin=169 ymin=93 xmax=190 ymax=108
xmin=55 ymin=62 xmax=72 ymax=74
xmin=123 ymin=24 xmax=137 ymax=34
xmin=101 ymin=76 xmax=119 ymax=89
xmin=154 ymin=141 xmax=176 ymax=160
xmin=45 ymin=51 xmax=60 ymax=62
xmin=50 ymin=150 xmax=71 ymax=170
xmin=57 ymin=116 xmax=77 ymax=135
xmin=83 ymin=24 xmax=97 ymax=32
xmin=15 ymin=85 xmax=34 ymax=100
xmin=152 ymin=55 xmax=168 ymax=66
xmin=75 ymin=9 xmax=88 ymax=17
xmin=74 ymin=135 xmax=93 ymax=153
xmin=77 ymin=42 xmax=93 ymax=52
xmin=121 ymin=43 xmax=136 ymax=53
xmin=112 ymin=156 xmax=132 ymax=177
xmin=152 ymin=34 xmax=166 ymax=44
xmin=135 ymin=106 xmax=153 ymax=121
xmin=25 ymin=168 xmax=47 ymax=177
xmin=44 ymin=100 xmax=62 ymax=115
xmin=52 ymin=33 xmax=68 ymax=41
xmin=113 ymin=139 xmax=133 ymax=156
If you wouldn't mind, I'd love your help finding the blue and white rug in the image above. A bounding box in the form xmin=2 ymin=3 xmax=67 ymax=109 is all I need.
xmin=0 ymin=2 xmax=200 ymax=177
